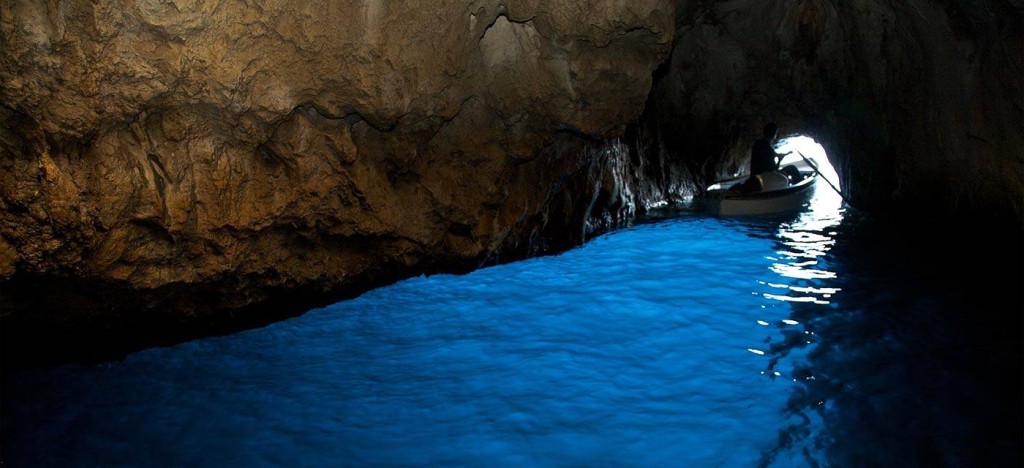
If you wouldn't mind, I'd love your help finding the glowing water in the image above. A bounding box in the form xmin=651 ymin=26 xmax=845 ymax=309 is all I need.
xmin=2 ymin=153 xmax=1021 ymax=466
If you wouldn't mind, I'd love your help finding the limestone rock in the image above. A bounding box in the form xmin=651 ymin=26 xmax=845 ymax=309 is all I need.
xmin=644 ymin=0 xmax=1023 ymax=222
xmin=5 ymin=0 xmax=1021 ymax=368
xmin=0 ymin=0 xmax=674 ymax=365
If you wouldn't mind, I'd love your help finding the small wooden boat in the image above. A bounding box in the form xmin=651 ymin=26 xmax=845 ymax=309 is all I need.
xmin=705 ymin=169 xmax=817 ymax=216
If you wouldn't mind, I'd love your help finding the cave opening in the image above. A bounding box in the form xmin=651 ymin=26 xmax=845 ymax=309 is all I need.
xmin=776 ymin=135 xmax=836 ymax=188
xmin=774 ymin=134 xmax=844 ymax=213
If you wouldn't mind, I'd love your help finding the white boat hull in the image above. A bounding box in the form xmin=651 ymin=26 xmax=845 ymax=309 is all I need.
xmin=706 ymin=171 xmax=817 ymax=216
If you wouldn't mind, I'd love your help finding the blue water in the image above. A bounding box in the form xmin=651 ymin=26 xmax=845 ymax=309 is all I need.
xmin=2 ymin=185 xmax=1021 ymax=467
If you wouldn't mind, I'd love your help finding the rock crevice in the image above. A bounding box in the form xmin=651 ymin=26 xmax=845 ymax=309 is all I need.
xmin=3 ymin=0 xmax=1022 ymax=368
xmin=1 ymin=0 xmax=675 ymax=366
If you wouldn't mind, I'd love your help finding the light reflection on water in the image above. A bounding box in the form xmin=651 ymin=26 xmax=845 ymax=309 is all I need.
xmin=2 ymin=168 xmax=1021 ymax=466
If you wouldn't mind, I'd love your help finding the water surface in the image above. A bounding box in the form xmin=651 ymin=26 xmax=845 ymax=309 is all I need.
xmin=2 ymin=182 xmax=1021 ymax=466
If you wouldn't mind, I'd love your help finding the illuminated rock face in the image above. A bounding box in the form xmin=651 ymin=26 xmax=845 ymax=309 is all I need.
xmin=0 ymin=0 xmax=674 ymax=342
xmin=2 ymin=0 xmax=1021 ymax=363
xmin=643 ymin=0 xmax=1023 ymax=220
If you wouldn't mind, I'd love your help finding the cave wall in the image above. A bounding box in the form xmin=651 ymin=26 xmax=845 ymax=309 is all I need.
xmin=645 ymin=0 xmax=1023 ymax=221
xmin=0 ymin=0 xmax=674 ymax=363
xmin=3 ymin=0 xmax=1022 ymax=365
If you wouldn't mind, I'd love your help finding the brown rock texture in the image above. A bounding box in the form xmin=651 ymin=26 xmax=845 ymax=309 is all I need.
xmin=0 ymin=0 xmax=675 ymax=364
xmin=4 ymin=0 xmax=1022 ymax=367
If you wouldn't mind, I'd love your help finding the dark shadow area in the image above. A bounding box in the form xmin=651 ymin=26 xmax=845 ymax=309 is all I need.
xmin=0 ymin=259 xmax=480 ymax=373
xmin=758 ymin=213 xmax=1023 ymax=466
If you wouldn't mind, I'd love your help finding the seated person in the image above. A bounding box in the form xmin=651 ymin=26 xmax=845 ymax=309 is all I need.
xmin=740 ymin=122 xmax=799 ymax=191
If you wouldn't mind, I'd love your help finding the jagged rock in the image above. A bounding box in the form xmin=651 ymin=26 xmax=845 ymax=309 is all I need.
xmin=0 ymin=0 xmax=674 ymax=365
xmin=3 ymin=0 xmax=1022 ymax=367
xmin=643 ymin=0 xmax=1023 ymax=221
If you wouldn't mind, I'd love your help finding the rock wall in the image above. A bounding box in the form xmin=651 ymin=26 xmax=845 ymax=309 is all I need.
xmin=3 ymin=0 xmax=1022 ymax=367
xmin=644 ymin=0 xmax=1023 ymax=222
xmin=0 ymin=0 xmax=674 ymax=365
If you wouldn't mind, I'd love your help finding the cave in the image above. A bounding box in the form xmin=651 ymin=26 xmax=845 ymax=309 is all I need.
xmin=1 ymin=0 xmax=1022 ymax=465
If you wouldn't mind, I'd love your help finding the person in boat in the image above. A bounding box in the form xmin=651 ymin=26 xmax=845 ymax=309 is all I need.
xmin=741 ymin=122 xmax=801 ymax=191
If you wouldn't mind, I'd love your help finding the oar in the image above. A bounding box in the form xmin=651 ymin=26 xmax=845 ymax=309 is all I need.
xmin=795 ymin=151 xmax=857 ymax=209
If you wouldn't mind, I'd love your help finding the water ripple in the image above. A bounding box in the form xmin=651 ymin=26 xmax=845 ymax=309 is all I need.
xmin=4 ymin=182 xmax=1021 ymax=467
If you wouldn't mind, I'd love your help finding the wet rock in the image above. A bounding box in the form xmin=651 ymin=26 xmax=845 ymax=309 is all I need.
xmin=0 ymin=0 xmax=674 ymax=365
xmin=642 ymin=0 xmax=1023 ymax=222
xmin=4 ymin=0 xmax=1021 ymax=367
